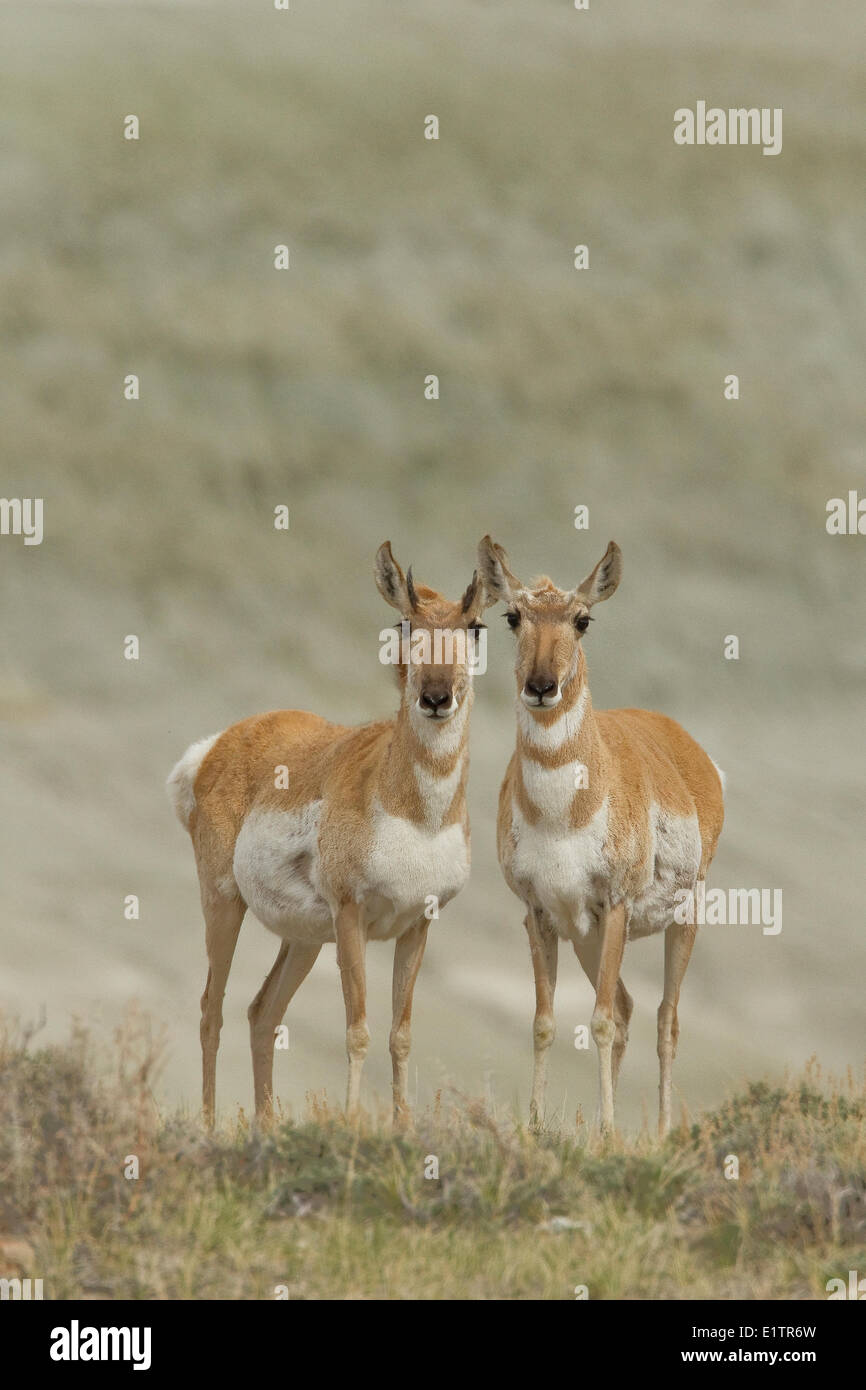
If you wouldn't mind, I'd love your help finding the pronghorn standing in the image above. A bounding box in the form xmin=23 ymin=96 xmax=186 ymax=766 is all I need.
xmin=478 ymin=536 xmax=725 ymax=1136
xmin=167 ymin=543 xmax=489 ymax=1128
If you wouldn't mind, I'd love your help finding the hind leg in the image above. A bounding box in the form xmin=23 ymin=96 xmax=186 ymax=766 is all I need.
xmin=200 ymin=890 xmax=245 ymax=1128
xmin=658 ymin=915 xmax=698 ymax=1137
xmin=248 ymin=939 xmax=322 ymax=1123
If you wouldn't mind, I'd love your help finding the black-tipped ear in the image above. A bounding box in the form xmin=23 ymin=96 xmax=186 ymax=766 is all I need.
xmin=460 ymin=570 xmax=480 ymax=614
xmin=575 ymin=541 xmax=622 ymax=607
xmin=406 ymin=566 xmax=420 ymax=613
xmin=375 ymin=541 xmax=412 ymax=613
xmin=476 ymin=535 xmax=521 ymax=606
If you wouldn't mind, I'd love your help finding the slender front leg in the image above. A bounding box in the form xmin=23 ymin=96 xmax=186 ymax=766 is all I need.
xmin=389 ymin=918 xmax=429 ymax=1130
xmin=658 ymin=914 xmax=698 ymax=1137
xmin=525 ymin=907 xmax=558 ymax=1131
xmin=591 ymin=902 xmax=627 ymax=1136
xmin=335 ymin=901 xmax=369 ymax=1121
xmin=571 ymin=931 xmax=633 ymax=1092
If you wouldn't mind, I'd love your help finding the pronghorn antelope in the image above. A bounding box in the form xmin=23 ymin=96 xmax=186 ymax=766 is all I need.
xmin=167 ymin=543 xmax=490 ymax=1128
xmin=477 ymin=536 xmax=725 ymax=1136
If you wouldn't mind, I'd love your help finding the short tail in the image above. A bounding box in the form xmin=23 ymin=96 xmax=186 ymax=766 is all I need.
xmin=711 ymin=758 xmax=727 ymax=799
xmin=166 ymin=733 xmax=221 ymax=829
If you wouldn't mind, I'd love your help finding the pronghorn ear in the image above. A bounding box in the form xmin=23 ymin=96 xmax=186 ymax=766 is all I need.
xmin=461 ymin=572 xmax=480 ymax=617
xmin=375 ymin=541 xmax=416 ymax=614
xmin=575 ymin=540 xmax=622 ymax=607
xmin=477 ymin=535 xmax=520 ymax=606
xmin=461 ymin=572 xmax=489 ymax=622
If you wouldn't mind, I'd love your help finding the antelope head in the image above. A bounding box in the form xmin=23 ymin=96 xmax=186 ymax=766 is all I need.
xmin=477 ymin=535 xmax=622 ymax=710
xmin=375 ymin=542 xmax=490 ymax=723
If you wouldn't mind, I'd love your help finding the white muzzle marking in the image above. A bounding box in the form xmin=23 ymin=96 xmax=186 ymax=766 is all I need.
xmin=521 ymin=687 xmax=562 ymax=710
xmin=415 ymin=696 xmax=458 ymax=720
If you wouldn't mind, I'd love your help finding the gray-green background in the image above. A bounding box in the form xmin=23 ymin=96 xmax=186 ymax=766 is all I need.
xmin=2 ymin=0 xmax=864 ymax=1125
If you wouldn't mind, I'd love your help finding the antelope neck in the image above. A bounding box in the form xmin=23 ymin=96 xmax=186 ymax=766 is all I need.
xmin=378 ymin=690 xmax=470 ymax=827
xmin=516 ymin=678 xmax=606 ymax=826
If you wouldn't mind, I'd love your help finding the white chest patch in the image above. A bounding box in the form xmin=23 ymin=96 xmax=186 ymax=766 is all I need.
xmin=233 ymin=804 xmax=333 ymax=943
xmin=510 ymin=797 xmax=611 ymax=938
xmin=520 ymin=756 xmax=585 ymax=822
xmin=414 ymin=755 xmax=464 ymax=830
xmin=362 ymin=798 xmax=469 ymax=941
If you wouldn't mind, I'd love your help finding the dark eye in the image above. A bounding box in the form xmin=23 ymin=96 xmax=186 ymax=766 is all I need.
xmin=505 ymin=611 xmax=520 ymax=630
xmin=575 ymin=614 xmax=591 ymax=633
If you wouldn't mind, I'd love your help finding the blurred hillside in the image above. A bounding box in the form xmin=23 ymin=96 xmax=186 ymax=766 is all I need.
xmin=1 ymin=0 xmax=864 ymax=1127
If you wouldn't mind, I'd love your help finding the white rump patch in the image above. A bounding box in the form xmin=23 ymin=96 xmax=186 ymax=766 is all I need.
xmin=166 ymin=733 xmax=221 ymax=829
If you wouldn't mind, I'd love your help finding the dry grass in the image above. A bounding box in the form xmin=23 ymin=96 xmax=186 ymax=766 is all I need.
xmin=1 ymin=1014 xmax=863 ymax=1299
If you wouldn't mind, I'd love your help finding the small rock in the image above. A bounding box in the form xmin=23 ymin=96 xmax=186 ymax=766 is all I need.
xmin=538 ymin=1217 xmax=592 ymax=1235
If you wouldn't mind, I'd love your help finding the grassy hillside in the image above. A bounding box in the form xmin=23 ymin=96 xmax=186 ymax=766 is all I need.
xmin=1 ymin=1019 xmax=864 ymax=1299
xmin=0 ymin=0 xmax=864 ymax=1128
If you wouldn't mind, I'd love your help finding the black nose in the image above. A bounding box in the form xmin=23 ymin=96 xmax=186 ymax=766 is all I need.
xmin=526 ymin=678 xmax=557 ymax=700
xmin=420 ymin=689 xmax=452 ymax=712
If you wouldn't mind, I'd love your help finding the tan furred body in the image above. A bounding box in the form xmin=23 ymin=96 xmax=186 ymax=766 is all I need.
xmin=183 ymin=704 xmax=471 ymax=946
xmin=479 ymin=537 xmax=724 ymax=1136
xmin=169 ymin=543 xmax=488 ymax=1128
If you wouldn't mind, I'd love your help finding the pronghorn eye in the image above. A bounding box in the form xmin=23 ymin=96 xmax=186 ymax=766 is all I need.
xmin=505 ymin=611 xmax=520 ymax=630
xmin=575 ymin=614 xmax=591 ymax=633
